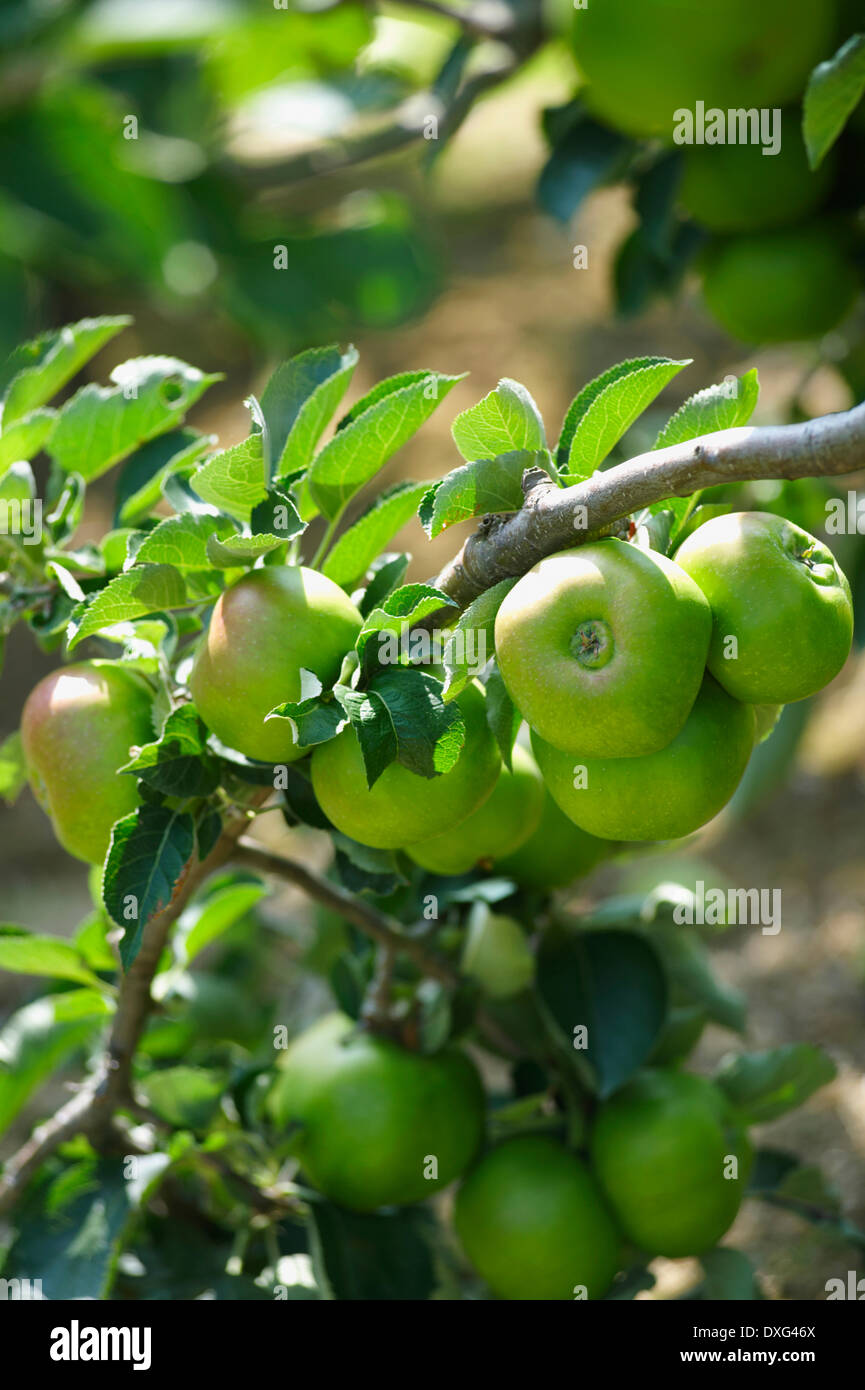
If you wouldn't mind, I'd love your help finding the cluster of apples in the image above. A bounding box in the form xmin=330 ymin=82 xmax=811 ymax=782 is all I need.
xmin=20 ymin=512 xmax=852 ymax=889
xmin=495 ymin=512 xmax=853 ymax=846
xmin=305 ymin=509 xmax=853 ymax=869
xmin=268 ymin=1011 xmax=753 ymax=1300
xmin=568 ymin=0 xmax=863 ymax=344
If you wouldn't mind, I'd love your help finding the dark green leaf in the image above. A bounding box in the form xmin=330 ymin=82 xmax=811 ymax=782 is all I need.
xmin=803 ymin=33 xmax=865 ymax=169
xmin=714 ymin=1045 xmax=837 ymax=1124
xmin=369 ymin=667 xmax=465 ymax=779
xmin=121 ymin=704 xmax=219 ymax=797
xmin=537 ymin=928 xmax=667 ymax=1097
xmin=308 ymin=1201 xmax=436 ymax=1301
xmin=102 ymin=804 xmax=196 ymax=968
xmin=484 ymin=665 xmax=520 ymax=770
xmin=266 ymin=694 xmax=345 ymax=750
xmin=358 ymin=552 xmax=410 ymax=616
xmin=538 ymin=107 xmax=632 ymax=223
xmin=699 ymin=1248 xmax=761 ymax=1301
xmin=2 ymin=1154 xmax=171 ymax=1299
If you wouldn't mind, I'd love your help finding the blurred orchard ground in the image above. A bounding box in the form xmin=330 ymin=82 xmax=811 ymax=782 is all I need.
xmin=1 ymin=0 xmax=864 ymax=1297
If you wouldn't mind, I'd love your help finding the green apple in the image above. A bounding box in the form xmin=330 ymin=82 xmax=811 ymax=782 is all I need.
xmin=570 ymin=0 xmax=835 ymax=141
xmin=405 ymin=743 xmax=543 ymax=875
xmin=461 ymin=902 xmax=535 ymax=999
xmin=701 ymin=226 xmax=859 ymax=344
xmin=268 ymin=1012 xmax=485 ymax=1210
xmin=590 ymin=1070 xmax=752 ymax=1258
xmin=680 ymin=110 xmax=833 ymax=233
xmin=531 ymin=675 xmax=755 ymax=842
xmin=189 ymin=565 xmax=362 ymax=763
xmin=495 ymin=539 xmax=711 ymax=757
xmin=494 ymin=789 xmax=611 ymax=890
xmin=454 ymin=1136 xmax=622 ymax=1300
xmin=21 ymin=660 xmax=154 ymax=863
xmin=675 ymin=512 xmax=853 ymax=703
xmin=310 ymin=680 xmax=500 ymax=849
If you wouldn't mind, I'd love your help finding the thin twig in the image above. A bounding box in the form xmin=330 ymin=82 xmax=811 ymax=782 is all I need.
xmin=233 ymin=838 xmax=458 ymax=985
xmin=0 ymin=793 xmax=270 ymax=1217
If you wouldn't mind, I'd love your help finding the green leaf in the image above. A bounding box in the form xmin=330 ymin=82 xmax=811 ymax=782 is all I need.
xmin=368 ymin=667 xmax=465 ymax=779
xmin=803 ymin=33 xmax=865 ymax=169
xmin=699 ymin=1248 xmax=760 ymax=1301
xmin=140 ymin=1066 xmax=226 ymax=1130
xmin=355 ymin=583 xmax=457 ymax=666
xmin=308 ymin=371 xmax=465 ymax=518
xmin=442 ymin=578 xmax=516 ymax=700
xmin=422 ymin=451 xmax=547 ymax=539
xmin=322 ymin=480 xmax=429 ymax=588
xmin=484 ymin=664 xmax=520 ymax=769
xmin=538 ymin=106 xmax=633 ymax=223
xmin=558 ymin=357 xmax=691 ymax=479
xmin=266 ymin=694 xmax=345 ymax=750
xmin=173 ymin=875 xmax=268 ymax=968
xmin=714 ymin=1044 xmax=837 ymax=1125
xmin=120 ymin=704 xmax=219 ymax=798
xmin=102 ymin=804 xmax=196 ymax=968
xmin=332 ymin=835 xmax=406 ymax=897
xmin=191 ymin=433 xmax=266 ymax=521
xmin=1 ymin=1155 xmax=171 ymax=1299
xmin=359 ymin=553 xmax=410 ymax=616
xmin=250 ymin=485 xmax=305 ymax=542
xmin=262 ymin=344 xmax=358 ymax=475
xmin=0 ymin=408 xmax=55 ymax=471
xmin=0 ymin=927 xmax=106 ymax=989
xmin=0 ymin=316 xmax=131 ymax=425
xmin=0 ymin=730 xmax=28 ymax=805
xmin=654 ymin=368 xmax=760 ymax=451
xmin=648 ymin=920 xmax=746 ymax=1034
xmin=134 ymin=512 xmax=236 ymax=570
xmin=0 ymin=990 xmax=112 ymax=1135
xmin=334 ymin=687 xmax=398 ymax=788
xmin=204 ymin=531 xmax=285 ymax=567
xmin=308 ymin=1201 xmax=436 ymax=1301
xmin=49 ymin=357 xmax=221 ymax=481
xmin=451 ymin=379 xmax=546 ymax=461
xmin=537 ymin=928 xmax=667 ymax=1097
xmin=68 ymin=564 xmax=187 ymax=649
xmin=115 ymin=429 xmax=215 ymax=526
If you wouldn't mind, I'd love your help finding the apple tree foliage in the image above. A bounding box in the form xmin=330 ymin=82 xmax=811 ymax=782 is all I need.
xmin=0 ymin=317 xmax=862 ymax=1299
